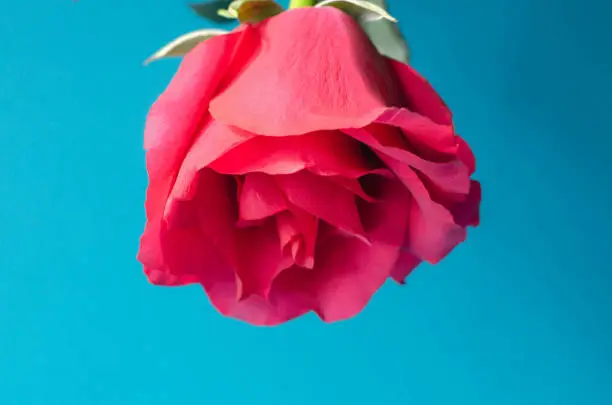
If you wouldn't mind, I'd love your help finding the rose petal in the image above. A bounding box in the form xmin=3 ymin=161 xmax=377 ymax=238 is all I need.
xmin=375 ymin=107 xmax=458 ymax=158
xmin=452 ymin=180 xmax=481 ymax=227
xmin=239 ymin=172 xmax=287 ymax=221
xmin=141 ymin=224 xmax=205 ymax=287
xmin=276 ymin=210 xmax=317 ymax=270
xmin=309 ymin=181 xmax=410 ymax=321
xmin=390 ymin=250 xmax=421 ymax=284
xmin=381 ymin=156 xmax=466 ymax=263
xmin=284 ymin=207 xmax=318 ymax=269
xmin=310 ymin=229 xmax=398 ymax=321
xmin=328 ymin=177 xmax=377 ymax=202
xmin=234 ymin=219 xmax=284 ymax=300
xmin=209 ymin=7 xmax=398 ymax=136
xmin=344 ymin=123 xmax=470 ymax=196
xmin=275 ymin=171 xmax=365 ymax=239
xmin=456 ymin=135 xmax=476 ymax=175
xmin=387 ymin=58 xmax=453 ymax=126
xmin=142 ymin=173 xmax=238 ymax=289
xmin=209 ymin=130 xmax=373 ymax=177
xmin=205 ymin=266 xmax=315 ymax=326
xmin=143 ymin=30 xmax=245 ymax=218
xmin=168 ymin=120 xmax=255 ymax=203
xmin=139 ymin=29 xmax=252 ymax=272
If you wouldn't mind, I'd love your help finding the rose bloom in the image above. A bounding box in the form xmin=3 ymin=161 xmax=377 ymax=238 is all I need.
xmin=138 ymin=7 xmax=481 ymax=326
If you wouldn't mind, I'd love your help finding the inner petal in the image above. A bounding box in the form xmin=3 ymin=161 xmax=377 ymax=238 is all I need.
xmin=168 ymin=119 xmax=255 ymax=203
xmin=234 ymin=218 xmax=285 ymax=300
xmin=275 ymin=171 xmax=365 ymax=240
xmin=209 ymin=130 xmax=375 ymax=178
xmin=276 ymin=208 xmax=318 ymax=270
xmin=343 ymin=125 xmax=470 ymax=197
xmin=239 ymin=172 xmax=287 ymax=222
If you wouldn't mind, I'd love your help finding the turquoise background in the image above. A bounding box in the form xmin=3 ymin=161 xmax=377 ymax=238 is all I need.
xmin=1 ymin=0 xmax=611 ymax=403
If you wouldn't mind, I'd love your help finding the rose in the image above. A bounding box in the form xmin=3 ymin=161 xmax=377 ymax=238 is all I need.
xmin=138 ymin=6 xmax=481 ymax=326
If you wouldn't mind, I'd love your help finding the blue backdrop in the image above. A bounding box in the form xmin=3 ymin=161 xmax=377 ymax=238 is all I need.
xmin=1 ymin=1 xmax=611 ymax=404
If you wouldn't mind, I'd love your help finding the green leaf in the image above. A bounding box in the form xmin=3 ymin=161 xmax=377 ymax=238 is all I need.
xmin=315 ymin=0 xmax=397 ymax=23
xmin=189 ymin=1 xmax=234 ymax=23
xmin=143 ymin=29 xmax=229 ymax=65
xmin=358 ymin=0 xmax=410 ymax=63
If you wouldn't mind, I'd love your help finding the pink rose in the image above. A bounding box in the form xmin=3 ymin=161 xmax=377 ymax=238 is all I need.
xmin=138 ymin=7 xmax=481 ymax=325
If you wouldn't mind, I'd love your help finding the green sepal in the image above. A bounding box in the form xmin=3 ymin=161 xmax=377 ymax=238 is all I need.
xmin=143 ymin=29 xmax=229 ymax=65
xmin=189 ymin=1 xmax=235 ymax=23
xmin=315 ymin=0 xmax=397 ymax=23
xmin=357 ymin=0 xmax=410 ymax=63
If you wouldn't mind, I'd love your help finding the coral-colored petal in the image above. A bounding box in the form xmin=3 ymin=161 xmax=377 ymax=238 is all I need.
xmin=355 ymin=178 xmax=410 ymax=247
xmin=223 ymin=182 xmax=412 ymax=324
xmin=169 ymin=120 xmax=254 ymax=202
xmin=311 ymin=230 xmax=397 ymax=322
xmin=375 ymin=107 xmax=457 ymax=159
xmin=452 ymin=180 xmax=481 ymax=227
xmin=387 ymin=58 xmax=453 ymax=126
xmin=209 ymin=131 xmax=373 ymax=177
xmin=205 ymin=268 xmax=315 ymax=326
xmin=143 ymin=31 xmax=244 ymax=219
xmin=276 ymin=207 xmax=318 ymax=269
xmin=275 ymin=171 xmax=365 ymax=239
xmin=276 ymin=212 xmax=303 ymax=270
xmin=139 ymin=30 xmax=250 ymax=274
xmin=309 ymin=181 xmax=410 ymax=321
xmin=209 ymin=7 xmax=398 ymax=136
xmin=390 ymin=250 xmax=421 ymax=284
xmin=239 ymin=172 xmax=287 ymax=222
xmin=344 ymin=123 xmax=470 ymax=196
xmin=234 ymin=219 xmax=284 ymax=299
xmin=382 ymin=157 xmax=466 ymax=263
xmin=140 ymin=222 xmax=206 ymax=287
xmin=276 ymin=211 xmax=300 ymax=251
xmin=289 ymin=207 xmax=318 ymax=269
xmin=141 ymin=176 xmax=238 ymax=290
xmin=456 ymin=136 xmax=477 ymax=175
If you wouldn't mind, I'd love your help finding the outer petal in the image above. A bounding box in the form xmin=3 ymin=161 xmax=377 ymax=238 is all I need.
xmin=382 ymin=157 xmax=466 ymax=263
xmin=209 ymin=7 xmax=399 ymax=136
xmin=452 ymin=180 xmax=481 ymax=227
xmin=390 ymin=250 xmax=421 ymax=284
xmin=143 ymin=170 xmax=239 ymax=291
xmin=344 ymin=122 xmax=470 ymax=197
xmin=386 ymin=58 xmax=453 ymax=126
xmin=168 ymin=120 xmax=254 ymax=203
xmin=139 ymin=29 xmax=251 ymax=274
xmin=374 ymin=107 xmax=458 ymax=160
xmin=456 ymin=136 xmax=476 ymax=175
